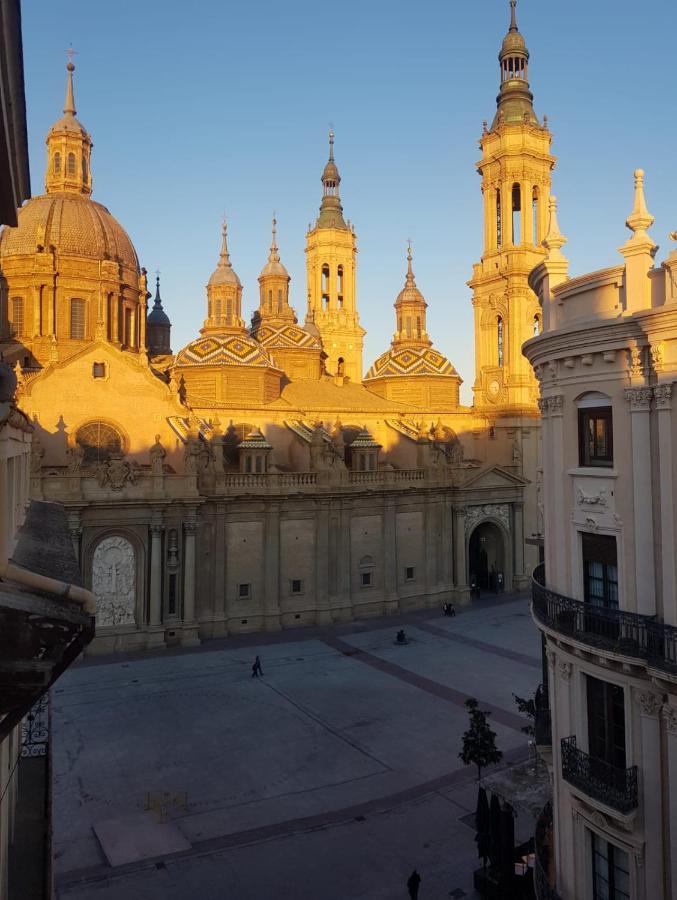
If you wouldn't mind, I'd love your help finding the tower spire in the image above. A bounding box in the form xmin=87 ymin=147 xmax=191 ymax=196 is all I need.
xmin=317 ymin=129 xmax=347 ymax=229
xmin=64 ymin=52 xmax=76 ymax=116
xmin=509 ymin=0 xmax=518 ymax=32
xmin=492 ymin=0 xmax=538 ymax=128
xmin=269 ymin=214 xmax=280 ymax=262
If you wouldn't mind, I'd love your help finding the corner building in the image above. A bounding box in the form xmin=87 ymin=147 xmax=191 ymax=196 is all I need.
xmin=525 ymin=172 xmax=677 ymax=898
xmin=0 ymin=6 xmax=542 ymax=654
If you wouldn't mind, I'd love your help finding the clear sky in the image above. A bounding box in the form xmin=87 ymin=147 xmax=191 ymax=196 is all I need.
xmin=20 ymin=0 xmax=676 ymax=403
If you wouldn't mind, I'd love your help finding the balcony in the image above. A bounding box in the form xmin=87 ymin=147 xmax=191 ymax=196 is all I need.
xmin=532 ymin=564 xmax=677 ymax=675
xmin=561 ymin=736 xmax=638 ymax=814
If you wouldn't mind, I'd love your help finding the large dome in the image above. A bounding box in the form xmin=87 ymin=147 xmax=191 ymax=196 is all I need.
xmin=175 ymin=334 xmax=276 ymax=368
xmin=0 ymin=193 xmax=139 ymax=272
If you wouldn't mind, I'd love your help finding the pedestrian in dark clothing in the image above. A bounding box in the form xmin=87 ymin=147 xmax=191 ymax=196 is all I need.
xmin=251 ymin=655 xmax=263 ymax=678
xmin=407 ymin=869 xmax=421 ymax=899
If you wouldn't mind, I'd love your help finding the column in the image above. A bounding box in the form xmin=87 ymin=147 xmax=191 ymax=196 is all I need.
xmin=513 ymin=501 xmax=525 ymax=579
xmin=110 ymin=294 xmax=119 ymax=343
xmin=383 ymin=496 xmax=398 ymax=612
xmin=663 ymin=704 xmax=677 ymax=900
xmin=149 ymin=516 xmax=163 ymax=627
xmin=454 ymin=506 xmax=467 ymax=593
xmin=655 ymin=385 xmax=675 ymax=623
xmin=635 ymin=690 xmax=664 ymax=899
xmin=183 ymin=516 xmax=196 ymax=623
xmin=263 ymin=503 xmax=281 ymax=631
xmin=66 ymin=509 xmax=82 ymax=562
xmin=625 ymin=388 xmax=655 ymax=615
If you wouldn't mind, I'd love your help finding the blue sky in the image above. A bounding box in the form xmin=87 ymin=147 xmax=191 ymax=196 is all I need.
xmin=21 ymin=0 xmax=676 ymax=403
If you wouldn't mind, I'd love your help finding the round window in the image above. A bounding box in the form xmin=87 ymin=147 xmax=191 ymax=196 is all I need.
xmin=76 ymin=422 xmax=123 ymax=465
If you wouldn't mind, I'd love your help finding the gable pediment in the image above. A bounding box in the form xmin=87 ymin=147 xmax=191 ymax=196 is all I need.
xmin=459 ymin=464 xmax=530 ymax=490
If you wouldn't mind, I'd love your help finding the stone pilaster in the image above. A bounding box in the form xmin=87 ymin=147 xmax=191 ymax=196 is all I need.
xmin=383 ymin=496 xmax=398 ymax=613
xmin=664 ymin=703 xmax=677 ymax=898
xmin=149 ymin=516 xmax=163 ymax=627
xmin=635 ymin=690 xmax=663 ymax=899
xmin=181 ymin=511 xmax=199 ymax=645
xmin=454 ymin=506 xmax=467 ymax=595
xmin=263 ymin=503 xmax=281 ymax=631
xmin=655 ymin=384 xmax=675 ymax=623
xmin=625 ymin=387 xmax=655 ymax=615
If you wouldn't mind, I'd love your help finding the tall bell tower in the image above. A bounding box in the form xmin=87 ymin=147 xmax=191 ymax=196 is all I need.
xmin=469 ymin=0 xmax=555 ymax=413
xmin=305 ymin=132 xmax=364 ymax=381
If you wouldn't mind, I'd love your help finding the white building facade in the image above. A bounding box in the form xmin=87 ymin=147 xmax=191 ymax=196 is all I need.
xmin=524 ymin=176 xmax=677 ymax=900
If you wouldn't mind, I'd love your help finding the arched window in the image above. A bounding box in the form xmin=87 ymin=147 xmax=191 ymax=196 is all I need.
xmin=70 ymin=298 xmax=86 ymax=340
xmin=11 ymin=297 xmax=24 ymax=337
xmin=226 ymin=299 xmax=232 ymax=321
xmin=124 ymin=307 xmax=133 ymax=346
xmin=82 ymin=157 xmax=88 ymax=182
xmin=337 ymin=265 xmax=344 ymax=308
xmin=406 ymin=317 xmax=412 ymax=338
xmin=321 ymin=264 xmax=330 ymax=309
xmin=496 ymin=190 xmax=502 ymax=248
xmin=268 ymin=289 xmax=273 ymax=311
xmin=214 ymin=298 xmax=222 ymax=321
xmin=416 ymin=316 xmax=421 ymax=338
xmin=337 ymin=357 xmax=345 ymax=377
xmin=533 ymin=314 xmax=541 ymax=336
xmin=53 ymin=152 xmax=61 ymax=175
xmin=277 ymin=289 xmax=283 ymax=312
xmin=76 ymin=421 xmax=124 ymax=465
xmin=532 ymin=187 xmax=539 ymax=245
xmin=67 ymin=152 xmax=76 ymax=176
xmin=497 ymin=316 xmax=504 ymax=367
xmin=511 ymin=183 xmax=521 ymax=245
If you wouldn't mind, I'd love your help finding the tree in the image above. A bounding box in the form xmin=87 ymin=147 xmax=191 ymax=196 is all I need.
xmin=459 ymin=698 xmax=503 ymax=781
xmin=513 ymin=692 xmax=535 ymax=736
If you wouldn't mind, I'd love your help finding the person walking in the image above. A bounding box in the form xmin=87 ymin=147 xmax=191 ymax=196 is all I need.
xmin=407 ymin=868 xmax=421 ymax=899
xmin=251 ymin=655 xmax=263 ymax=678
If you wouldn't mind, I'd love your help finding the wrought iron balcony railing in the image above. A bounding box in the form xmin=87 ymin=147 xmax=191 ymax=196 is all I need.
xmin=561 ymin=736 xmax=638 ymax=814
xmin=532 ymin=564 xmax=677 ymax=675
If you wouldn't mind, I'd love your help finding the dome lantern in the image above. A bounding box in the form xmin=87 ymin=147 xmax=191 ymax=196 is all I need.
xmin=45 ymin=56 xmax=93 ymax=196
xmin=492 ymin=0 xmax=539 ymax=128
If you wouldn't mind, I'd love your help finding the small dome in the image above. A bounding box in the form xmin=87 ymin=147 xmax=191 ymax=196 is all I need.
xmin=48 ymin=114 xmax=88 ymax=136
xmin=0 ymin=193 xmax=139 ymax=271
xmin=147 ymin=303 xmax=170 ymax=327
xmin=175 ymin=334 xmax=275 ymax=368
xmin=259 ymin=257 xmax=289 ymax=279
xmin=501 ymin=30 xmax=527 ymax=55
xmin=322 ymin=158 xmax=340 ymax=184
xmin=349 ymin=429 xmax=381 ymax=450
xmin=365 ymin=346 xmax=460 ymax=381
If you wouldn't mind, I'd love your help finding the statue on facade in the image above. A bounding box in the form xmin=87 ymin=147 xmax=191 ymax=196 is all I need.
xmin=512 ymin=435 xmax=522 ymax=464
xmin=30 ymin=433 xmax=45 ymax=474
xmin=66 ymin=440 xmax=85 ymax=473
xmin=149 ymin=434 xmax=166 ymax=475
xmin=183 ymin=437 xmax=201 ymax=475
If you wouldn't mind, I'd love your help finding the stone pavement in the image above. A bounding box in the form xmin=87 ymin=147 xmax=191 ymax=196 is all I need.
xmin=52 ymin=593 xmax=542 ymax=899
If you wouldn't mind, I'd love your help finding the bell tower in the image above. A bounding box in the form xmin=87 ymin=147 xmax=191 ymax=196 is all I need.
xmin=305 ymin=132 xmax=364 ymax=381
xmin=468 ymin=0 xmax=555 ymax=412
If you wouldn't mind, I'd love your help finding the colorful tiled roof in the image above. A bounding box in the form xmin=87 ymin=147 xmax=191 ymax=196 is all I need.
xmin=364 ymin=346 xmax=460 ymax=380
xmin=252 ymin=322 xmax=321 ymax=351
xmin=175 ymin=334 xmax=275 ymax=368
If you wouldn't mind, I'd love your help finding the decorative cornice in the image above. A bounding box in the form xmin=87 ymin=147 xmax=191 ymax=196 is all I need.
xmin=624 ymin=387 xmax=652 ymax=411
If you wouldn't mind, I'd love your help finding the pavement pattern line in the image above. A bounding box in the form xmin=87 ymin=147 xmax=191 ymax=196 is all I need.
xmin=320 ymin=635 xmax=528 ymax=733
xmin=413 ymin=621 xmax=541 ymax=669
xmin=55 ymin=747 xmax=527 ymax=892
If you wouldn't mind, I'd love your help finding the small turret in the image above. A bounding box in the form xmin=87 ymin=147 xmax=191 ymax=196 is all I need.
xmin=147 ymin=273 xmax=172 ymax=356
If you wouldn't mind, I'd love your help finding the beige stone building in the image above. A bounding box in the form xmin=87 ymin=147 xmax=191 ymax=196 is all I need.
xmin=0 ymin=3 xmax=546 ymax=654
xmin=524 ymin=173 xmax=677 ymax=899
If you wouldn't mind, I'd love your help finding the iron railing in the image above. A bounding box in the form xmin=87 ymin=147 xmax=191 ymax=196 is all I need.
xmin=532 ymin=564 xmax=677 ymax=675
xmin=561 ymin=736 xmax=638 ymax=814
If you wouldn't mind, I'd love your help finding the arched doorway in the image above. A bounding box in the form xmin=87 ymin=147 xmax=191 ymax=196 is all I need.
xmin=469 ymin=521 xmax=506 ymax=592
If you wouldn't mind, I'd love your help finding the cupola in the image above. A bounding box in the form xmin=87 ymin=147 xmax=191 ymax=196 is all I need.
xmin=45 ymin=58 xmax=93 ymax=196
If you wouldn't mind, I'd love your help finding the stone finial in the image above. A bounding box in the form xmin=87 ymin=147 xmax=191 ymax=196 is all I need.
xmin=625 ymin=169 xmax=655 ymax=241
xmin=543 ymin=196 xmax=567 ymax=260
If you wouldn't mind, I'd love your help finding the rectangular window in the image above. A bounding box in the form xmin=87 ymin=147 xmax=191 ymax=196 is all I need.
xmin=70 ymin=298 xmax=86 ymax=340
xmin=168 ymin=574 xmax=177 ymax=616
xmin=582 ymin=533 xmax=618 ymax=610
xmin=587 ymin=675 xmax=626 ymax=770
xmin=239 ymin=583 xmax=250 ymax=599
xmin=591 ymin=832 xmax=630 ymax=900
xmin=291 ymin=579 xmax=302 ymax=594
xmin=11 ymin=297 xmax=24 ymax=337
xmin=361 ymin=572 xmax=372 ymax=587
xmin=579 ymin=407 xmax=613 ymax=467
xmin=92 ymin=362 xmax=106 ymax=379
xmin=405 ymin=566 xmax=415 ymax=581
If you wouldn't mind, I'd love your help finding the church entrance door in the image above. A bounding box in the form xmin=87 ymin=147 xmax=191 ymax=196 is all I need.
xmin=468 ymin=521 xmax=505 ymax=593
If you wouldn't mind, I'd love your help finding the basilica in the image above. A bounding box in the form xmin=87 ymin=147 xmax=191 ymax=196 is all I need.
xmin=0 ymin=4 xmax=548 ymax=652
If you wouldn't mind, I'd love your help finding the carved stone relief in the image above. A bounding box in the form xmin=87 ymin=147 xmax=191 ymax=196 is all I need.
xmin=92 ymin=535 xmax=136 ymax=627
xmin=635 ymin=690 xmax=661 ymax=718
xmin=465 ymin=504 xmax=510 ymax=536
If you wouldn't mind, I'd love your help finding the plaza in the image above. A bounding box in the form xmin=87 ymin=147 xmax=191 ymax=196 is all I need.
xmin=52 ymin=593 xmax=541 ymax=899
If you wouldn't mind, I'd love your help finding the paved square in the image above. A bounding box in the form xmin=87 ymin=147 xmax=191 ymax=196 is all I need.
xmin=52 ymin=595 xmax=541 ymax=899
